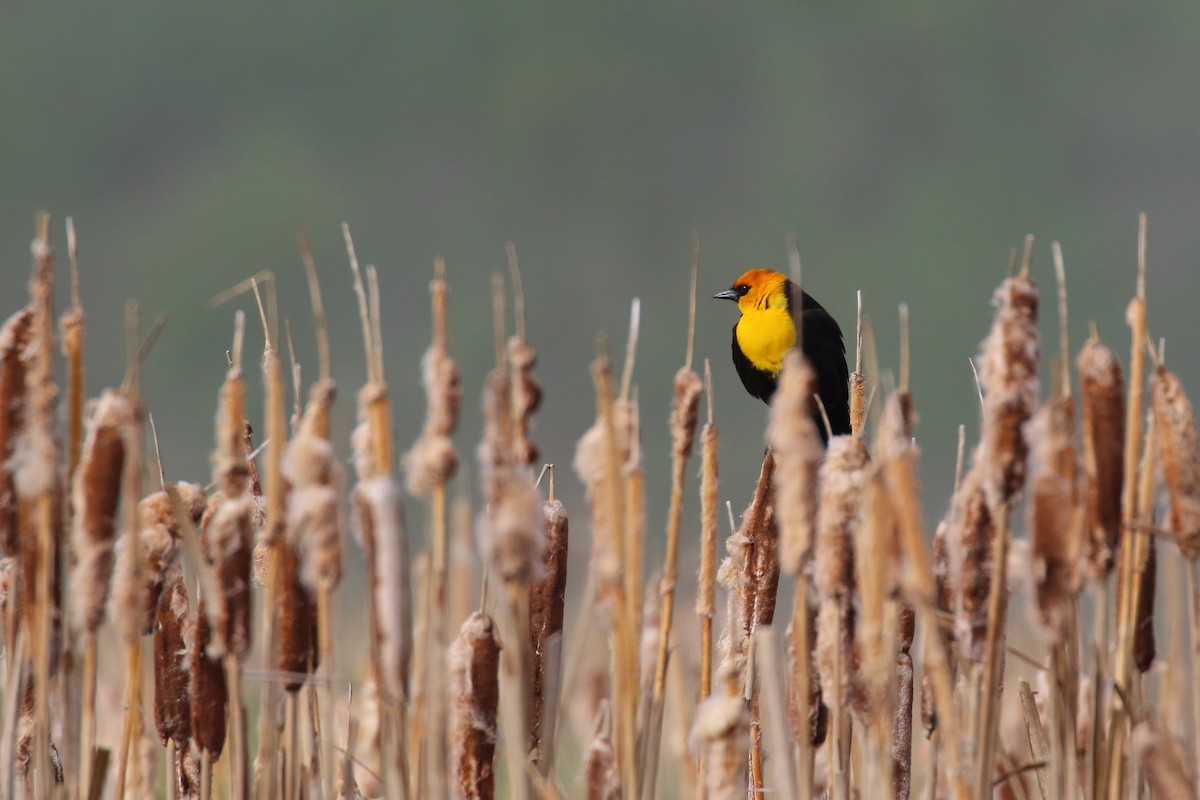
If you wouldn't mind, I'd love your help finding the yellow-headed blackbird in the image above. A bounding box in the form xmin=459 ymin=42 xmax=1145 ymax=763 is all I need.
xmin=714 ymin=268 xmax=850 ymax=442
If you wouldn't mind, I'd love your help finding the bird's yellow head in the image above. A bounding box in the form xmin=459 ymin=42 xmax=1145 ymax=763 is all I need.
xmin=713 ymin=268 xmax=790 ymax=314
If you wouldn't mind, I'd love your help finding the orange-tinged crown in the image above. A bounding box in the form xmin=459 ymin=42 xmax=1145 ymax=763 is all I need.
xmin=727 ymin=269 xmax=789 ymax=312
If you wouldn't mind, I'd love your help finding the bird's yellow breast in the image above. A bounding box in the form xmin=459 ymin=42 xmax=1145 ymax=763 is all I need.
xmin=735 ymin=307 xmax=796 ymax=376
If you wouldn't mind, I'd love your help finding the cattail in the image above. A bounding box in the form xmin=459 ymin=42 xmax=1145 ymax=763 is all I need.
xmin=190 ymin=595 xmax=228 ymax=759
xmin=769 ymin=351 xmax=823 ymax=575
xmin=0 ymin=308 xmax=32 ymax=558
xmin=787 ymin=615 xmax=828 ymax=746
xmin=696 ymin=411 xmax=719 ymax=696
xmin=893 ymin=650 xmax=914 ymax=800
xmin=976 ymin=273 xmax=1040 ymax=504
xmin=69 ymin=389 xmax=132 ymax=633
xmin=1133 ymin=721 xmax=1197 ymax=800
xmin=477 ymin=468 xmax=545 ymax=586
xmin=138 ymin=483 xmax=205 ymax=634
xmin=736 ymin=452 xmax=780 ymax=643
xmin=690 ymin=673 xmax=751 ymax=800
xmin=284 ymin=382 xmax=343 ymax=592
xmin=951 ymin=466 xmax=996 ymax=665
xmin=355 ymin=476 xmax=411 ymax=703
xmin=449 ymin=611 xmax=501 ymax=800
xmin=204 ymin=496 xmax=254 ymax=660
xmin=529 ymin=498 xmax=568 ymax=751
xmin=1133 ymin=536 xmax=1156 ymax=672
xmin=1152 ymin=366 xmax=1200 ymax=559
xmin=277 ymin=540 xmax=317 ymax=691
xmin=584 ymin=713 xmax=619 ymax=800
xmin=1026 ymin=398 xmax=1083 ymax=639
xmin=153 ymin=566 xmax=193 ymax=748
xmin=403 ymin=282 xmax=461 ymax=495
xmin=572 ymin=360 xmax=630 ymax=591
xmin=1077 ymin=338 xmax=1125 ymax=577
xmin=508 ymin=337 xmax=542 ymax=467
xmin=814 ymin=436 xmax=869 ymax=602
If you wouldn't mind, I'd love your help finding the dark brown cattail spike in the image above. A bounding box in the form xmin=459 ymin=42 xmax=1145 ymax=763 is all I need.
xmin=69 ymin=390 xmax=133 ymax=634
xmin=529 ymin=494 xmax=568 ymax=758
xmin=153 ymin=567 xmax=193 ymax=750
xmin=1078 ymin=337 xmax=1125 ymax=579
xmin=0 ymin=308 xmax=32 ymax=560
xmin=450 ymin=611 xmax=501 ymax=800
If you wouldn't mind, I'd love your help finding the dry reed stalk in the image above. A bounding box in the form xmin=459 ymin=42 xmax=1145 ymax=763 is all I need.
xmin=1078 ymin=337 xmax=1125 ymax=579
xmin=735 ymin=452 xmax=780 ymax=647
xmin=642 ymin=362 xmax=702 ymax=799
xmin=1105 ymin=215 xmax=1149 ymax=800
xmin=695 ymin=361 xmax=719 ymax=796
xmin=965 ymin=254 xmax=1041 ymax=797
xmin=1026 ymin=397 xmax=1083 ymax=640
xmin=624 ymin=395 xmax=646 ymax=644
xmin=970 ymin=266 xmax=1039 ymax=798
xmin=850 ymin=290 xmax=867 ymax=437
xmin=1133 ymin=721 xmax=1197 ymax=800
xmin=689 ymin=670 xmax=750 ymax=800
xmin=14 ymin=217 xmax=65 ymax=799
xmin=530 ymin=494 xmax=568 ymax=760
xmin=60 ymin=228 xmax=84 ymax=483
xmin=813 ymin=434 xmax=868 ymax=798
xmin=449 ymin=611 xmax=501 ymax=800
xmin=403 ymin=261 xmax=461 ymax=498
xmin=881 ymin=431 xmax=968 ymax=799
xmin=400 ymin=260 xmax=460 ymax=799
xmin=573 ymin=349 xmax=639 ymax=794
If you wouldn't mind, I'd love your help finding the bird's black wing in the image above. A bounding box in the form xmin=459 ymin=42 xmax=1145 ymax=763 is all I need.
xmin=787 ymin=282 xmax=851 ymax=439
xmin=731 ymin=322 xmax=776 ymax=402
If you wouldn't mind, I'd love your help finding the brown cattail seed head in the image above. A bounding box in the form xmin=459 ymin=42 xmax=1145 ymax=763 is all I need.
xmin=0 ymin=307 xmax=33 ymax=557
xmin=529 ymin=499 xmax=568 ymax=750
xmin=190 ymin=598 xmax=227 ymax=757
xmin=950 ymin=467 xmax=996 ymax=664
xmin=977 ymin=274 xmax=1040 ymax=504
xmin=1152 ymin=366 xmax=1200 ymax=559
xmin=690 ymin=675 xmax=751 ymax=800
xmin=404 ymin=344 xmax=461 ymax=495
xmin=695 ymin=420 xmax=719 ymax=620
xmin=283 ymin=430 xmax=344 ymax=591
xmin=508 ymin=337 xmax=542 ymax=466
xmin=450 ymin=611 xmax=501 ymax=800
xmin=1026 ymin=398 xmax=1084 ymax=639
xmin=670 ymin=367 xmax=703 ymax=462
xmin=1078 ymin=338 xmax=1125 ymax=577
xmin=814 ymin=435 xmax=869 ymax=601
xmin=69 ymin=388 xmax=133 ymax=633
xmin=769 ymin=351 xmax=823 ymax=575
xmin=139 ymin=483 xmax=205 ymax=634
xmin=153 ymin=567 xmax=193 ymax=747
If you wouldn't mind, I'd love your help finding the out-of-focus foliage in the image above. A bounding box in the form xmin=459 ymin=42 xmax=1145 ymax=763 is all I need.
xmin=3 ymin=2 xmax=1199 ymax=543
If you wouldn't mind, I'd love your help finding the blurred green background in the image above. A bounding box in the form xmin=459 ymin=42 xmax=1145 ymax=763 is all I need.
xmin=4 ymin=4 xmax=1199 ymax=582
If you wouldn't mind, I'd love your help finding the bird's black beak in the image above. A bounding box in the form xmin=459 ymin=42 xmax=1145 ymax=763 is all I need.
xmin=713 ymin=288 xmax=739 ymax=301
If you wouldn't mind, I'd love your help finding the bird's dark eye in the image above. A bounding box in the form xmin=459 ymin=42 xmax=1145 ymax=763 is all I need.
xmin=734 ymin=284 xmax=749 ymax=297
